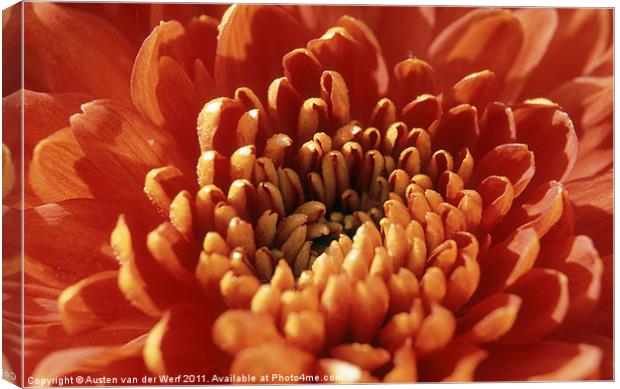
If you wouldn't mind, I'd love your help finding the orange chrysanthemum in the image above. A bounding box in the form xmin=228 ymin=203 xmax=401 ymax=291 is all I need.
xmin=2 ymin=2 xmax=613 ymax=384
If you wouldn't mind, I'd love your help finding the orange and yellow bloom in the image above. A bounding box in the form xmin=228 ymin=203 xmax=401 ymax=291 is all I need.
xmin=2 ymin=2 xmax=613 ymax=384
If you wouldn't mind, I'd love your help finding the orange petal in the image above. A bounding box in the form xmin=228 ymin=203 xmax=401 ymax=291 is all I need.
xmin=230 ymin=343 xmax=315 ymax=383
xmin=430 ymin=103 xmax=479 ymax=157
xmin=429 ymin=9 xmax=523 ymax=87
xmin=372 ymin=7 xmax=435 ymax=69
xmin=470 ymin=143 xmax=535 ymax=198
xmin=64 ymin=2 xmax=153 ymax=50
xmin=502 ymin=9 xmax=558 ymax=100
xmin=518 ymin=9 xmax=611 ymax=98
xmin=559 ymin=330 xmax=612 ymax=380
xmin=24 ymin=199 xmax=120 ymax=286
xmin=2 ymin=144 xmax=16 ymax=200
xmin=148 ymin=4 xmax=228 ymax=37
xmin=476 ymin=175 xmax=514 ymax=234
xmin=565 ymin=170 xmax=612 ymax=256
xmin=58 ymin=271 xmax=142 ymax=335
xmin=501 ymin=268 xmax=569 ymax=344
xmin=418 ymin=343 xmax=488 ymax=382
xmin=70 ymin=100 xmax=192 ymax=196
xmin=513 ymin=103 xmax=578 ymax=190
xmin=308 ymin=16 xmax=388 ymax=120
xmin=111 ymin=216 xmax=202 ymax=316
xmin=212 ymin=310 xmax=283 ymax=355
xmin=2 ymin=208 xmax=20 ymax=260
xmin=31 ymin=341 xmax=148 ymax=381
xmin=283 ymin=48 xmax=323 ymax=97
xmin=28 ymin=127 xmax=158 ymax=221
xmin=29 ymin=128 xmax=95 ymax=203
xmin=548 ymin=77 xmax=612 ymax=180
xmin=144 ymin=303 xmax=229 ymax=375
xmin=391 ymin=59 xmax=443 ymax=110
xmin=586 ymin=46 xmax=613 ymax=76
xmin=3 ymin=90 xmax=89 ymax=163
xmin=476 ymin=102 xmax=516 ymax=158
xmin=350 ymin=275 xmax=389 ymax=343
xmin=24 ymin=3 xmax=134 ymax=105
xmin=494 ymin=181 xmax=566 ymax=241
xmin=2 ymin=3 xmax=21 ymax=96
xmin=457 ymin=293 xmax=522 ymax=343
xmin=475 ymin=227 xmax=539 ymax=299
xmin=383 ymin=339 xmax=417 ymax=382
xmin=20 ymin=281 xmax=61 ymax=325
xmin=444 ymin=70 xmax=499 ymax=110
xmin=434 ymin=7 xmax=473 ymax=32
xmin=146 ymin=222 xmax=199 ymax=285
xmin=216 ymin=4 xmax=308 ymax=97
xmin=414 ymin=304 xmax=456 ymax=355
xmin=400 ymin=94 xmax=442 ymax=130
xmin=330 ymin=343 xmax=390 ymax=372
xmin=317 ymin=358 xmax=375 ymax=383
xmin=131 ymin=19 xmax=216 ymax=156
xmin=475 ymin=341 xmax=602 ymax=381
xmin=537 ymin=235 xmax=603 ymax=325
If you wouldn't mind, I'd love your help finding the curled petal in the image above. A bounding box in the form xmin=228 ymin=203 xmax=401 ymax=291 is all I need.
xmin=111 ymin=216 xmax=202 ymax=316
xmin=71 ymin=100 xmax=191 ymax=197
xmin=475 ymin=341 xmax=602 ymax=381
xmin=350 ymin=275 xmax=389 ymax=343
xmin=418 ymin=343 xmax=488 ymax=382
xmin=400 ymin=94 xmax=442 ymax=131
xmin=59 ymin=271 xmax=141 ymax=335
xmin=144 ymin=303 xmax=229 ymax=375
xmin=494 ymin=181 xmax=566 ymax=241
xmin=565 ymin=171 xmax=612 ymax=256
xmin=476 ymin=102 xmax=516 ymax=158
xmin=537 ymin=235 xmax=603 ymax=325
xmin=549 ymin=77 xmax=612 ymax=180
xmin=384 ymin=339 xmax=417 ymax=382
xmin=414 ymin=304 xmax=456 ymax=355
xmin=330 ymin=343 xmax=390 ymax=372
xmin=4 ymin=90 xmax=89 ymax=163
xmin=501 ymin=268 xmax=569 ymax=344
xmin=2 ymin=144 xmax=15 ymax=199
xmin=513 ymin=103 xmax=578 ymax=189
xmin=230 ymin=343 xmax=314 ymax=383
xmin=471 ymin=143 xmax=535 ymax=198
xmin=283 ymin=48 xmax=322 ymax=97
xmin=430 ymin=104 xmax=479 ymax=156
xmin=457 ymin=293 xmax=522 ymax=343
xmin=29 ymin=128 xmax=94 ymax=203
xmin=429 ymin=9 xmax=523 ymax=87
xmin=308 ymin=16 xmax=388 ymax=120
xmin=391 ymin=58 xmax=442 ymax=108
xmin=444 ymin=70 xmax=499 ymax=110
xmin=212 ymin=310 xmax=282 ymax=356
xmin=475 ymin=227 xmax=539 ymax=299
xmin=131 ymin=19 xmax=217 ymax=155
xmin=216 ymin=4 xmax=308 ymax=97
xmin=317 ymin=359 xmax=374 ymax=383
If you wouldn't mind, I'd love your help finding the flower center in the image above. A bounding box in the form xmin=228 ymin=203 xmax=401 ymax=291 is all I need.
xmin=199 ymin=113 xmax=476 ymax=282
xmin=188 ymin=68 xmax=486 ymax=315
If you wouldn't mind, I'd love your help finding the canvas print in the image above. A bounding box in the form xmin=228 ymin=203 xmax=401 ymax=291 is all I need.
xmin=1 ymin=1 xmax=614 ymax=386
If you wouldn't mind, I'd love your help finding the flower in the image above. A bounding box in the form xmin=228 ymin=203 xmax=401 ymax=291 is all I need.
xmin=2 ymin=2 xmax=613 ymax=383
